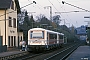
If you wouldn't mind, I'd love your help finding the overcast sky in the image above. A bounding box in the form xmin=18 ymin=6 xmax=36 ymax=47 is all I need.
xmin=19 ymin=0 xmax=90 ymax=27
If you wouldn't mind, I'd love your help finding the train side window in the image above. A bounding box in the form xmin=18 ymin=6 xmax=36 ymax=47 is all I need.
xmin=59 ymin=35 xmax=63 ymax=39
xmin=30 ymin=31 xmax=33 ymax=39
xmin=49 ymin=33 xmax=57 ymax=39
xmin=47 ymin=33 xmax=49 ymax=40
xmin=54 ymin=34 xmax=57 ymax=39
xmin=42 ymin=31 xmax=44 ymax=39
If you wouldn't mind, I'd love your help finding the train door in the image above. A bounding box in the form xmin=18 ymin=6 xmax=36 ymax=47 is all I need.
xmin=47 ymin=32 xmax=49 ymax=45
xmin=57 ymin=34 xmax=59 ymax=43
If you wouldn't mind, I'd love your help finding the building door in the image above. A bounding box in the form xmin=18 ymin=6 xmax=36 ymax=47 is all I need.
xmin=14 ymin=36 xmax=16 ymax=47
xmin=8 ymin=36 xmax=10 ymax=47
xmin=11 ymin=36 xmax=13 ymax=47
xmin=18 ymin=36 xmax=19 ymax=47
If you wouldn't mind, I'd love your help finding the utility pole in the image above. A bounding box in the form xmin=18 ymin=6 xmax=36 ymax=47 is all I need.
xmin=44 ymin=6 xmax=52 ymax=22
xmin=5 ymin=8 xmax=6 ymax=45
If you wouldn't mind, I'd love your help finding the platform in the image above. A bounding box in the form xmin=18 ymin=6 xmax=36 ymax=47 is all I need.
xmin=0 ymin=50 xmax=26 ymax=57
xmin=0 ymin=48 xmax=27 ymax=60
xmin=67 ymin=46 xmax=90 ymax=60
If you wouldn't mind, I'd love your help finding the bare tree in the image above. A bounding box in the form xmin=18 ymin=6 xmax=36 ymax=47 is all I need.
xmin=52 ymin=15 xmax=61 ymax=25
xmin=36 ymin=14 xmax=46 ymax=22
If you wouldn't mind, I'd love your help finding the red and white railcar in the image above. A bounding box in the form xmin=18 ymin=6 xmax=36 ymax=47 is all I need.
xmin=27 ymin=28 xmax=64 ymax=51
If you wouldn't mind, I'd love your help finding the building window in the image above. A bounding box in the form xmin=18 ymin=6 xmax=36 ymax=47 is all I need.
xmin=8 ymin=36 xmax=10 ymax=47
xmin=11 ymin=1 xmax=14 ymax=10
xmin=13 ymin=18 xmax=16 ymax=28
xmin=8 ymin=17 xmax=12 ymax=27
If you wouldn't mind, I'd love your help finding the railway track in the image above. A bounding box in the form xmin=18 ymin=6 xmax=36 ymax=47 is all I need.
xmin=44 ymin=43 xmax=81 ymax=60
xmin=10 ymin=44 xmax=81 ymax=60
xmin=44 ymin=41 xmax=85 ymax=60
xmin=9 ymin=41 xmax=85 ymax=60
xmin=29 ymin=42 xmax=83 ymax=60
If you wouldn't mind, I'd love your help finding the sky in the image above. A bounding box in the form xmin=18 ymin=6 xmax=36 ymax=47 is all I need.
xmin=19 ymin=0 xmax=90 ymax=27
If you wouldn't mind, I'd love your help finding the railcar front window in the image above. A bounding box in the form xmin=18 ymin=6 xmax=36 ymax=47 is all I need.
xmin=32 ymin=33 xmax=42 ymax=38
xmin=30 ymin=31 xmax=44 ymax=39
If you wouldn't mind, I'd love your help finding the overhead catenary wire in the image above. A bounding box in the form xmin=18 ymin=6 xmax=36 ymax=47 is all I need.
xmin=0 ymin=1 xmax=36 ymax=17
xmin=57 ymin=0 xmax=90 ymax=26
xmin=26 ymin=0 xmax=50 ymax=19
xmin=62 ymin=1 xmax=90 ymax=12
xmin=37 ymin=3 xmax=50 ymax=18
xmin=56 ymin=0 xmax=79 ymax=26
xmin=32 ymin=3 xmax=50 ymax=18
xmin=56 ymin=0 xmax=72 ymax=17
xmin=60 ymin=1 xmax=90 ymax=27
xmin=48 ymin=0 xmax=59 ymax=12
xmin=48 ymin=0 xmax=72 ymax=26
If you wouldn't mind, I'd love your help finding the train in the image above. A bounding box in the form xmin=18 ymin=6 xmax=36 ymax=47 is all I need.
xmin=27 ymin=28 xmax=65 ymax=52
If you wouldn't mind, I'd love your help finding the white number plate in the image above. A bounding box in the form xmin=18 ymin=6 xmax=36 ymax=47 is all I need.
xmin=33 ymin=41 xmax=41 ymax=43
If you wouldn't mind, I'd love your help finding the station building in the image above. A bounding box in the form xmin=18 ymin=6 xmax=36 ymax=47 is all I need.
xmin=0 ymin=0 xmax=23 ymax=47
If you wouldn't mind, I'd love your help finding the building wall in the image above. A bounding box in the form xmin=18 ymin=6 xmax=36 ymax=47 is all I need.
xmin=18 ymin=32 xmax=23 ymax=40
xmin=7 ymin=8 xmax=18 ymax=47
xmin=0 ymin=0 xmax=23 ymax=47
xmin=0 ymin=10 xmax=8 ymax=45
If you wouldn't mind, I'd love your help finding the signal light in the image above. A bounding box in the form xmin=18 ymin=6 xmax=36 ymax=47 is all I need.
xmin=86 ymin=27 xmax=90 ymax=30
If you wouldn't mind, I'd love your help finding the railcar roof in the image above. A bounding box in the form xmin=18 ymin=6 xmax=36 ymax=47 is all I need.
xmin=29 ymin=28 xmax=46 ymax=31
xmin=29 ymin=28 xmax=64 ymax=35
xmin=60 ymin=33 xmax=64 ymax=35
